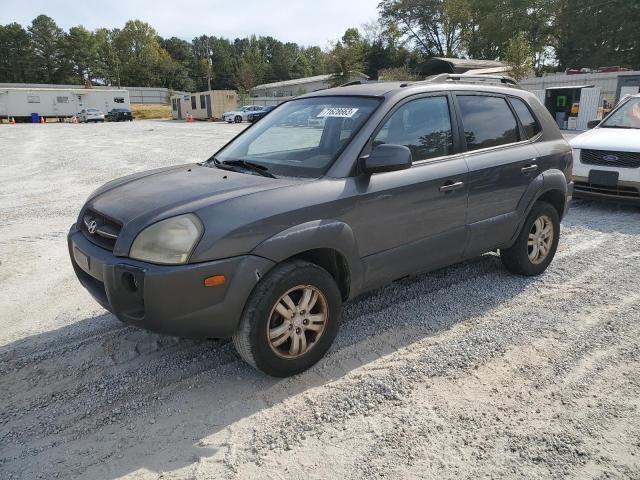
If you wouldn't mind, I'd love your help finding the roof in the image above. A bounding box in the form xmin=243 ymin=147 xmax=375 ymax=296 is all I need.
xmin=545 ymin=85 xmax=595 ymax=90
xmin=0 ymin=87 xmax=127 ymax=92
xmin=252 ymin=73 xmax=369 ymax=91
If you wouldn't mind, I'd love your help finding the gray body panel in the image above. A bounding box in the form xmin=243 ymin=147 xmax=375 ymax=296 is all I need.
xmin=69 ymin=81 xmax=572 ymax=338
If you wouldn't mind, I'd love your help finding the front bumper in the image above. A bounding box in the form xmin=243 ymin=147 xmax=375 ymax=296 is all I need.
xmin=68 ymin=225 xmax=274 ymax=338
xmin=573 ymin=175 xmax=640 ymax=204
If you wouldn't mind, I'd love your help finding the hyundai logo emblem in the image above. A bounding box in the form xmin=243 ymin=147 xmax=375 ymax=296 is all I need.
xmin=87 ymin=220 xmax=98 ymax=234
xmin=602 ymin=154 xmax=619 ymax=162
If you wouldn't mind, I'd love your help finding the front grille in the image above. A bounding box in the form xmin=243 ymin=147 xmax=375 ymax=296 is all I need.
xmin=80 ymin=209 xmax=122 ymax=251
xmin=574 ymin=181 xmax=640 ymax=198
xmin=581 ymin=149 xmax=640 ymax=168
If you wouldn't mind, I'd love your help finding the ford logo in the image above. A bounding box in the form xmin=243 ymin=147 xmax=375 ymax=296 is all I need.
xmin=602 ymin=154 xmax=619 ymax=162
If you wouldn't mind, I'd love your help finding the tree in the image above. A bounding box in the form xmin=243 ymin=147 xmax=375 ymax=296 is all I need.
xmin=113 ymin=20 xmax=167 ymax=86
xmin=94 ymin=28 xmax=121 ymax=86
xmin=28 ymin=15 xmax=66 ymax=82
xmin=65 ymin=26 xmax=98 ymax=83
xmin=0 ymin=23 xmax=34 ymax=82
xmin=555 ymin=0 xmax=640 ymax=70
xmin=378 ymin=0 xmax=470 ymax=57
xmin=328 ymin=28 xmax=365 ymax=86
xmin=505 ymin=33 xmax=534 ymax=80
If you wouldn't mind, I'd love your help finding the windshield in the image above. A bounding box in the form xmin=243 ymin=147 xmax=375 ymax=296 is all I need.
xmin=215 ymin=96 xmax=380 ymax=177
xmin=601 ymin=97 xmax=640 ymax=129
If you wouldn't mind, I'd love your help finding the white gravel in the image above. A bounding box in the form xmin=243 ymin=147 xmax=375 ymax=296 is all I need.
xmin=1 ymin=121 xmax=639 ymax=479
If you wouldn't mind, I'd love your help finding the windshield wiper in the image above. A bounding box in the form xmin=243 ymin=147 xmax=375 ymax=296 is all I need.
xmin=214 ymin=158 xmax=276 ymax=178
xmin=601 ymin=125 xmax=636 ymax=129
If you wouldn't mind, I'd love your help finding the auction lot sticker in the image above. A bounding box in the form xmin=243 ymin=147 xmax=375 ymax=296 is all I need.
xmin=317 ymin=107 xmax=359 ymax=118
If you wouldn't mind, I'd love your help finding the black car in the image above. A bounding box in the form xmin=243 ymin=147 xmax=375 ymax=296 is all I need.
xmin=106 ymin=108 xmax=133 ymax=122
xmin=69 ymin=75 xmax=573 ymax=377
xmin=247 ymin=105 xmax=276 ymax=122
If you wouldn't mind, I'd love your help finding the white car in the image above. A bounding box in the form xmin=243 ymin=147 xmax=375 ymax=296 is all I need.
xmin=222 ymin=105 xmax=264 ymax=123
xmin=78 ymin=108 xmax=105 ymax=123
xmin=570 ymin=94 xmax=640 ymax=204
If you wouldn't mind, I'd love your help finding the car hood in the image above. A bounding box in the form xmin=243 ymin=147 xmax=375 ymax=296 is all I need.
xmin=570 ymin=127 xmax=640 ymax=152
xmin=85 ymin=164 xmax=293 ymax=231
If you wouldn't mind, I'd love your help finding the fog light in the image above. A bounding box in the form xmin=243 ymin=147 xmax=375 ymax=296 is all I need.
xmin=204 ymin=275 xmax=225 ymax=287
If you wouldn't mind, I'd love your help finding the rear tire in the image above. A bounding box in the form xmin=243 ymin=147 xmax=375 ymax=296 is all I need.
xmin=233 ymin=260 xmax=342 ymax=377
xmin=501 ymin=201 xmax=560 ymax=276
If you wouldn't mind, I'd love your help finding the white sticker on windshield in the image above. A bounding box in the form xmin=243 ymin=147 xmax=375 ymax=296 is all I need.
xmin=317 ymin=107 xmax=359 ymax=118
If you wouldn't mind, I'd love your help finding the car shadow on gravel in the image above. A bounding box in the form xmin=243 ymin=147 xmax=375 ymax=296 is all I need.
xmin=0 ymin=253 xmax=536 ymax=479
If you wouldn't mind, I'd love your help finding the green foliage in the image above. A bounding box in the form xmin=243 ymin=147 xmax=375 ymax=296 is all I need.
xmin=329 ymin=28 xmax=366 ymax=86
xmin=1 ymin=4 xmax=638 ymax=90
xmin=505 ymin=33 xmax=534 ymax=80
xmin=28 ymin=15 xmax=66 ymax=82
xmin=0 ymin=23 xmax=34 ymax=82
xmin=554 ymin=0 xmax=640 ymax=70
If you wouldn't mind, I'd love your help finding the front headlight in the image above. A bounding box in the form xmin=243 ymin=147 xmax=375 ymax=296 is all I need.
xmin=129 ymin=214 xmax=203 ymax=265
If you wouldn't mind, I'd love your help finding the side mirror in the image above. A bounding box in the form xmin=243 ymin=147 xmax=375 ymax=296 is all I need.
xmin=361 ymin=144 xmax=412 ymax=174
xmin=587 ymin=120 xmax=600 ymax=129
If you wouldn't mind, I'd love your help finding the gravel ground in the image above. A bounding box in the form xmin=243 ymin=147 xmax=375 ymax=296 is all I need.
xmin=1 ymin=121 xmax=639 ymax=479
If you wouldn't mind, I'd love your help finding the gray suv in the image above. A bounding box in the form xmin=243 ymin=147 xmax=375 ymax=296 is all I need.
xmin=68 ymin=77 xmax=573 ymax=376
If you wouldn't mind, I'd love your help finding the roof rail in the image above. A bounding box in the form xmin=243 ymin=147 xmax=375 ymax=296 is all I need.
xmin=402 ymin=73 xmax=520 ymax=88
xmin=339 ymin=80 xmax=365 ymax=87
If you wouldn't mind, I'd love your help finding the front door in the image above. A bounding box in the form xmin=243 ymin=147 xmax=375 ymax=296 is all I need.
xmin=177 ymin=100 xmax=182 ymax=120
xmin=454 ymin=93 xmax=539 ymax=256
xmin=206 ymin=95 xmax=212 ymax=118
xmin=352 ymin=94 xmax=469 ymax=289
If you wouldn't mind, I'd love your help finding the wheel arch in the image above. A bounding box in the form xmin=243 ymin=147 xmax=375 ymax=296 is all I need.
xmin=508 ymin=169 xmax=569 ymax=247
xmin=251 ymin=220 xmax=363 ymax=300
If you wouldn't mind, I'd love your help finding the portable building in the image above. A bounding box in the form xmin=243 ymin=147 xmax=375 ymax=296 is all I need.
xmin=0 ymin=87 xmax=130 ymax=121
xmin=170 ymin=90 xmax=238 ymax=120
xmin=520 ymin=71 xmax=640 ymax=130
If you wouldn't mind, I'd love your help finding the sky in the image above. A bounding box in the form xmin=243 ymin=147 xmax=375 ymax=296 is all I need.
xmin=1 ymin=0 xmax=381 ymax=47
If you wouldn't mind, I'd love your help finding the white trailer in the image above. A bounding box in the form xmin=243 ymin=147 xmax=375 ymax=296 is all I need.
xmin=0 ymin=87 xmax=130 ymax=121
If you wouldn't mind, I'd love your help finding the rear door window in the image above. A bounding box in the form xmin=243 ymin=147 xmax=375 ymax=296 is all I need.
xmin=510 ymin=97 xmax=541 ymax=138
xmin=457 ymin=95 xmax=520 ymax=151
xmin=373 ymin=96 xmax=453 ymax=161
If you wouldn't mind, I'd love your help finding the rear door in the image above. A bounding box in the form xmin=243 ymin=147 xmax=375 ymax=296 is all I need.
xmin=454 ymin=93 xmax=539 ymax=256
xmin=354 ymin=94 xmax=469 ymax=288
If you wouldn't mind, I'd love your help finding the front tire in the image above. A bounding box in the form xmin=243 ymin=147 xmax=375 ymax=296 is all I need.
xmin=501 ymin=201 xmax=560 ymax=276
xmin=233 ymin=260 xmax=342 ymax=377
xmin=234 ymin=115 xmax=242 ymax=123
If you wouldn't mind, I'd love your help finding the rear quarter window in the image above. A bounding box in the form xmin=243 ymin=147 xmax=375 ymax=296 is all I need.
xmin=457 ymin=95 xmax=520 ymax=151
xmin=510 ymin=97 xmax=541 ymax=138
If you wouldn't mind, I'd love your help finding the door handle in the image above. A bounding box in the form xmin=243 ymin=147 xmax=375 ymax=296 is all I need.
xmin=521 ymin=164 xmax=538 ymax=174
xmin=439 ymin=181 xmax=464 ymax=192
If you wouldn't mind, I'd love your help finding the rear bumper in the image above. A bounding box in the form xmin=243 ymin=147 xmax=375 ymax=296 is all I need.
xmin=68 ymin=225 xmax=274 ymax=338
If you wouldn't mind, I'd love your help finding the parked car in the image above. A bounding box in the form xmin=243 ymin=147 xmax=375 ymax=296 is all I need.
xmin=247 ymin=105 xmax=276 ymax=123
xmin=106 ymin=108 xmax=133 ymax=122
xmin=68 ymin=77 xmax=573 ymax=377
xmin=78 ymin=109 xmax=105 ymax=123
xmin=222 ymin=105 xmax=264 ymax=123
xmin=570 ymin=93 xmax=640 ymax=204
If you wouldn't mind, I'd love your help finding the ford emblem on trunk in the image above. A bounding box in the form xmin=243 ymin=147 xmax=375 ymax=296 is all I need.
xmin=87 ymin=220 xmax=98 ymax=234
xmin=602 ymin=154 xmax=619 ymax=162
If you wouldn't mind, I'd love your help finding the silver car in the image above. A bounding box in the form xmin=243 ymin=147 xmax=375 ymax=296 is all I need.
xmin=78 ymin=109 xmax=105 ymax=123
xmin=222 ymin=105 xmax=264 ymax=123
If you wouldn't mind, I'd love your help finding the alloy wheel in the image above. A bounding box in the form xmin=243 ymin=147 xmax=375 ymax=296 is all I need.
xmin=267 ymin=285 xmax=328 ymax=359
xmin=528 ymin=215 xmax=554 ymax=264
